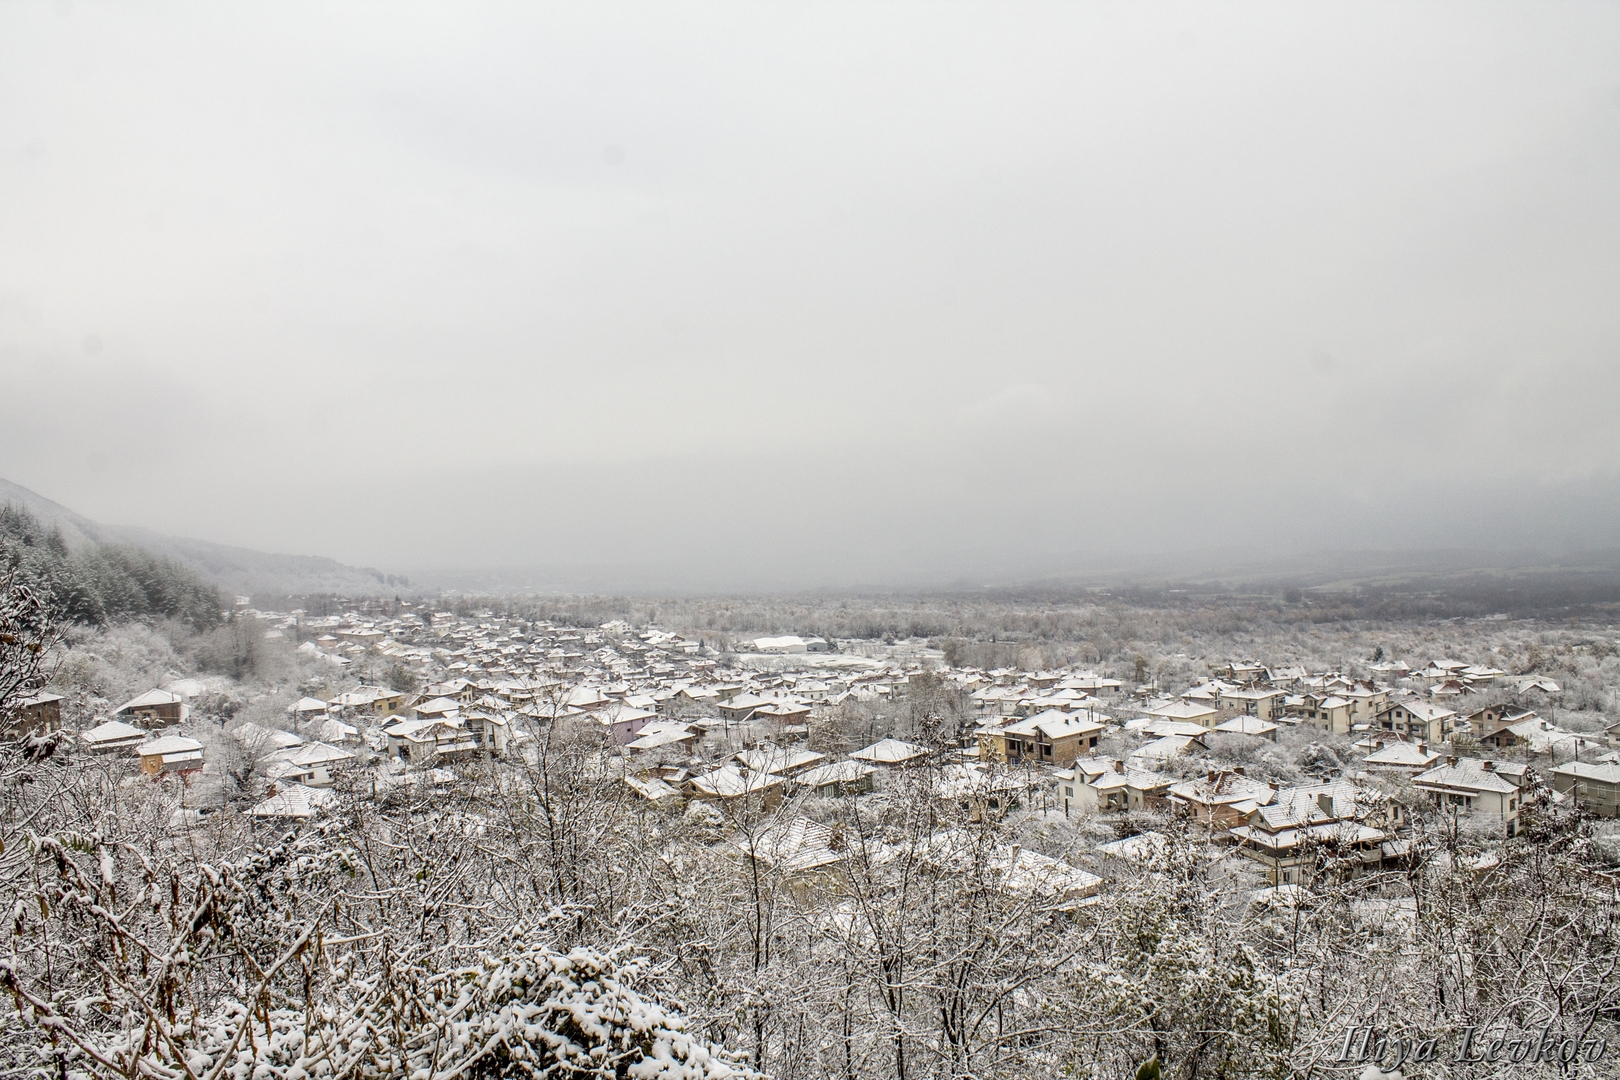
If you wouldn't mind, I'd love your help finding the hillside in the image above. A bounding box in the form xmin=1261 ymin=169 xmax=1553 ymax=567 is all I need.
xmin=0 ymin=503 xmax=222 ymax=629
xmin=0 ymin=479 xmax=409 ymax=600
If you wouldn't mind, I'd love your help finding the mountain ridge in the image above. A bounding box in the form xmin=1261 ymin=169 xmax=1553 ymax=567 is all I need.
xmin=0 ymin=478 xmax=412 ymax=600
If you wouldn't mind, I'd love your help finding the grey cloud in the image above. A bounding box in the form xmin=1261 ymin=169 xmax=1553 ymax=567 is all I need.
xmin=2 ymin=1 xmax=1617 ymax=591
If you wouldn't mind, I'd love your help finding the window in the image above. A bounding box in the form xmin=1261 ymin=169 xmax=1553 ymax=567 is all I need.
xmin=1064 ymin=786 xmax=1075 ymax=798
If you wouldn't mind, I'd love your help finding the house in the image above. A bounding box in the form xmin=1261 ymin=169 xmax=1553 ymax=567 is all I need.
xmin=136 ymin=735 xmax=205 ymax=777
xmin=1363 ymin=739 xmax=1441 ymax=772
xmin=1096 ymin=831 xmax=1170 ymax=863
xmin=1503 ymin=675 xmax=1561 ymax=696
xmin=231 ymin=721 xmax=304 ymax=754
xmin=6 ymin=692 xmax=64 ymax=737
xmin=1063 ymin=674 xmax=1124 ymax=697
xmin=1478 ymin=714 xmax=1587 ymax=757
xmin=1286 ymin=693 xmax=1354 ymax=735
xmin=792 ymin=760 xmax=877 ymax=796
xmin=329 ymin=687 xmax=408 ymax=717
xmin=1218 ymin=687 xmax=1287 ymax=722
xmin=1467 ymin=705 xmax=1538 ymax=747
xmin=1412 ymin=757 xmax=1526 ymax=837
xmin=1376 ymin=700 xmax=1458 ymax=743
xmin=424 ymin=678 xmax=479 ymax=703
xmin=621 ymin=774 xmax=683 ymax=806
xmin=751 ymin=699 xmax=813 ymax=726
xmin=115 ymin=689 xmax=188 ymax=728
xmin=1415 ymin=659 xmax=1468 ymax=686
xmin=626 ymin=723 xmax=699 ymax=753
xmin=977 ymin=709 xmax=1104 ymax=767
xmin=1054 ymin=758 xmax=1152 ymax=815
xmin=992 ymin=847 xmax=1102 ymax=908
xmin=1341 ymin=682 xmax=1391 ymax=726
xmin=849 ymin=738 xmax=930 ymax=768
xmin=936 ymin=763 xmax=1039 ymax=821
xmin=412 ymin=696 xmax=462 ymax=721
xmin=388 ymin=718 xmax=479 ymax=764
xmin=716 ymin=693 xmax=773 ymax=724
xmin=730 ymin=815 xmax=845 ymax=879
xmin=315 ymin=718 xmax=361 ymax=746
xmin=267 ymin=741 xmax=355 ymax=787
xmin=1148 ymin=700 xmax=1220 ymax=729
xmin=880 ymin=831 xmax=1102 ymax=908
xmin=687 ymin=765 xmax=787 ymax=808
xmin=670 ymin=685 xmax=721 ymax=710
xmin=1229 ymin=783 xmax=1392 ymax=886
xmin=1180 ymin=680 xmax=1235 ymax=707
xmin=1549 ymin=762 xmax=1620 ymax=818
xmin=287 ymin=697 xmax=331 ymax=721
xmin=80 ymin=719 xmax=149 ymax=754
xmin=1140 ymin=719 xmax=1210 ymax=739
xmin=1168 ymin=770 xmax=1277 ymax=830
xmin=592 ymin=704 xmax=657 ymax=745
xmin=461 ymin=710 xmax=510 ymax=756
xmin=1217 ymin=661 xmax=1267 ymax=683
xmin=1213 ymin=716 xmax=1278 ymax=741
xmin=736 ymin=745 xmax=826 ymax=777
xmin=560 ymin=686 xmax=613 ymax=712
xmin=1128 ymin=734 xmax=1204 ymax=769
xmin=1460 ymin=665 xmax=1507 ymax=686
xmin=251 ymin=783 xmax=338 ymax=821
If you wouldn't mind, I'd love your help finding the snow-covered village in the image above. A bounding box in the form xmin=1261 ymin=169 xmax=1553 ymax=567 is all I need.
xmin=8 ymin=3 xmax=1620 ymax=1076
xmin=4 ymin=558 xmax=1620 ymax=1078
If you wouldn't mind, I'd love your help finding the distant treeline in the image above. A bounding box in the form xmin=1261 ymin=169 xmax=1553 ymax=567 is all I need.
xmin=0 ymin=504 xmax=222 ymax=630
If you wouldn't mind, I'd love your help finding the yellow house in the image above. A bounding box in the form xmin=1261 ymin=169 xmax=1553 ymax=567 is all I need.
xmin=1217 ymin=687 xmax=1287 ymax=721
xmin=978 ymin=709 xmax=1105 ymax=768
xmin=1287 ymin=693 xmax=1355 ymax=735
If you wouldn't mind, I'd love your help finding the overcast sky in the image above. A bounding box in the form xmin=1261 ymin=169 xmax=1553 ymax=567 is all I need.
xmin=3 ymin=2 xmax=1618 ymax=589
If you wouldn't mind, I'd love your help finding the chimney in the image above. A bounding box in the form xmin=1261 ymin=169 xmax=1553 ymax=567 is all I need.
xmin=1113 ymin=760 xmax=1125 ymax=774
xmin=1448 ymin=756 xmax=1459 ymax=767
xmin=1418 ymin=742 xmax=1428 ymax=755
xmin=1318 ymin=792 xmax=1335 ymax=817
xmin=1268 ymin=780 xmax=1280 ymax=792
xmin=1482 ymin=760 xmax=1495 ymax=772
xmin=1207 ymin=770 xmax=1217 ymax=783
xmin=1234 ymin=766 xmax=1246 ymax=777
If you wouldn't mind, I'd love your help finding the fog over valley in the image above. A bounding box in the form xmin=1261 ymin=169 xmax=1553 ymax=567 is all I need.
xmin=4 ymin=2 xmax=1620 ymax=590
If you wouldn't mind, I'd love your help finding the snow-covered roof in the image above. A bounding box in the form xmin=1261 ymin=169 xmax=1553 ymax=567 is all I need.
xmin=137 ymin=735 xmax=204 ymax=757
xmin=849 ymin=738 xmax=929 ymax=764
xmin=1000 ymin=710 xmax=1106 ymax=740
xmin=115 ymin=689 xmax=184 ymax=713
xmin=1364 ymin=741 xmax=1441 ymax=769
xmin=689 ymin=765 xmax=786 ymax=798
xmin=1550 ymin=761 xmax=1620 ymax=785
xmin=1213 ymin=716 xmax=1277 ymax=736
xmin=736 ymin=746 xmax=826 ymax=774
xmin=251 ymin=784 xmax=338 ymax=820
xmin=731 ymin=816 xmax=844 ymax=874
xmin=794 ymin=760 xmax=877 ymax=788
xmin=80 ymin=719 xmax=147 ymax=746
xmin=1413 ymin=758 xmax=1520 ymax=795
xmin=231 ymin=721 xmax=304 ymax=751
xmin=282 ymin=741 xmax=355 ymax=768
